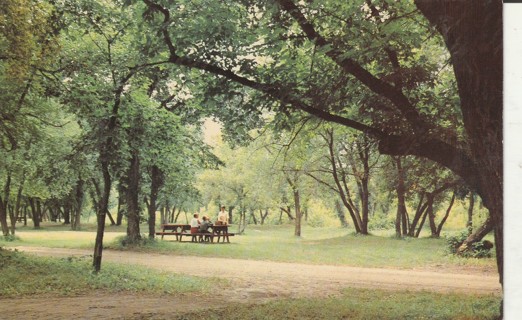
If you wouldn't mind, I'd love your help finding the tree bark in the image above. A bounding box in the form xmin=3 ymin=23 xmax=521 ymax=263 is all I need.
xmin=408 ymin=193 xmax=427 ymax=237
xmin=355 ymin=136 xmax=372 ymax=234
xmin=334 ymin=199 xmax=349 ymax=228
xmin=62 ymin=204 xmax=71 ymax=225
xmin=0 ymin=173 xmax=11 ymax=236
xmin=71 ymin=178 xmax=83 ymax=231
xmin=457 ymin=216 xmax=494 ymax=255
xmin=125 ymin=150 xmax=141 ymax=244
xmin=280 ymin=206 xmax=295 ymax=220
xmin=467 ymin=192 xmax=475 ymax=235
xmin=93 ymin=158 xmax=110 ymax=272
xmin=293 ymin=188 xmax=301 ymax=237
xmin=415 ymin=195 xmax=433 ymax=238
xmin=435 ymin=190 xmax=456 ymax=237
xmin=147 ymin=165 xmax=164 ymax=239
xmin=228 ymin=206 xmax=234 ymax=224
xmin=324 ymin=129 xmax=364 ymax=233
xmin=260 ymin=209 xmax=269 ymax=225
xmin=249 ymin=209 xmax=258 ymax=225
xmin=28 ymin=197 xmax=40 ymax=228
xmin=10 ymin=173 xmax=25 ymax=235
xmin=416 ymin=0 xmax=503 ymax=287
xmin=395 ymin=157 xmax=408 ymax=237
xmin=428 ymin=197 xmax=437 ymax=237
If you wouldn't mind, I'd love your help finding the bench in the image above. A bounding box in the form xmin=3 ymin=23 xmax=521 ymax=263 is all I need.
xmin=156 ymin=224 xmax=235 ymax=243
xmin=179 ymin=232 xmax=215 ymax=243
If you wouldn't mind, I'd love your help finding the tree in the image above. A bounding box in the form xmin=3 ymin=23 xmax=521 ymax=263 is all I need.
xmin=141 ymin=0 xmax=503 ymax=285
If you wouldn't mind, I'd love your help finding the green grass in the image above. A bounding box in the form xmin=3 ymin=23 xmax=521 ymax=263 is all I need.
xmin=0 ymin=248 xmax=217 ymax=297
xmin=0 ymin=223 xmax=501 ymax=319
xmin=174 ymin=288 xmax=501 ymax=320
xmin=3 ymin=222 xmax=497 ymax=271
xmin=111 ymin=224 xmax=495 ymax=271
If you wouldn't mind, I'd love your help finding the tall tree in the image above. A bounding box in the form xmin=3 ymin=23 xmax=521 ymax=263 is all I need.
xmin=141 ymin=0 xmax=503 ymax=284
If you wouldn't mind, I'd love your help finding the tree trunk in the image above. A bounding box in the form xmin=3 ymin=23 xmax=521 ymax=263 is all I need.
xmin=0 ymin=173 xmax=12 ymax=236
xmin=260 ymin=209 xmax=269 ymax=225
xmin=116 ymin=185 xmax=124 ymax=226
xmin=71 ymin=178 xmax=84 ymax=231
xmin=467 ymin=192 xmax=475 ymax=235
xmin=415 ymin=195 xmax=433 ymax=238
xmin=237 ymin=205 xmax=247 ymax=234
xmin=126 ymin=150 xmax=141 ymax=244
xmin=395 ymin=157 xmax=408 ymax=237
xmin=22 ymin=205 xmax=27 ymax=226
xmin=9 ymin=173 xmax=25 ymax=235
xmin=250 ymin=209 xmax=258 ymax=225
xmin=457 ymin=216 xmax=494 ymax=255
xmin=280 ymin=206 xmax=295 ymax=220
xmin=356 ymin=137 xmax=372 ymax=234
xmin=435 ymin=190 xmax=456 ymax=237
xmin=36 ymin=200 xmax=43 ymax=224
xmin=334 ymin=199 xmax=349 ymax=228
xmin=293 ymin=188 xmax=301 ymax=237
xmin=174 ymin=207 xmax=183 ymax=223
xmin=93 ymin=159 xmax=110 ymax=272
xmin=63 ymin=204 xmax=71 ymax=225
xmin=359 ymin=178 xmax=370 ymax=234
xmin=228 ymin=206 xmax=234 ymax=224
xmin=28 ymin=197 xmax=40 ymax=228
xmin=408 ymin=193 xmax=427 ymax=237
xmin=147 ymin=165 xmax=164 ymax=239
xmin=427 ymin=196 xmax=437 ymax=237
xmin=416 ymin=0 xmax=503 ymax=289
xmin=324 ymin=130 xmax=363 ymax=233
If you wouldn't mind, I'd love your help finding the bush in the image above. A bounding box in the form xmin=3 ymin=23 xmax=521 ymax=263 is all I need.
xmin=445 ymin=231 xmax=492 ymax=258
xmin=114 ymin=234 xmax=157 ymax=248
xmin=368 ymin=214 xmax=394 ymax=231
xmin=2 ymin=234 xmax=20 ymax=242
xmin=306 ymin=213 xmax=325 ymax=228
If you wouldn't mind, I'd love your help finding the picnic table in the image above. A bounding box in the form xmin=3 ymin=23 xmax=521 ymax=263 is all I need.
xmin=155 ymin=224 xmax=191 ymax=241
xmin=156 ymin=223 xmax=235 ymax=243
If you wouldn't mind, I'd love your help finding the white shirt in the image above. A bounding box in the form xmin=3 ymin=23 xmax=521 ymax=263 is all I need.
xmin=190 ymin=217 xmax=200 ymax=228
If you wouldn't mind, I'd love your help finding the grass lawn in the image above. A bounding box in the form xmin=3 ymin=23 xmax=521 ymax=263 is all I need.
xmin=3 ymin=222 xmax=497 ymax=271
xmin=0 ymin=222 xmax=501 ymax=319
xmin=179 ymin=288 xmax=500 ymax=320
xmin=0 ymin=249 xmax=216 ymax=297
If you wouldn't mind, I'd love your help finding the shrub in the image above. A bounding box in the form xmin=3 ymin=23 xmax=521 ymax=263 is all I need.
xmin=445 ymin=231 xmax=492 ymax=258
xmin=368 ymin=214 xmax=394 ymax=231
xmin=114 ymin=234 xmax=157 ymax=248
xmin=2 ymin=234 xmax=20 ymax=242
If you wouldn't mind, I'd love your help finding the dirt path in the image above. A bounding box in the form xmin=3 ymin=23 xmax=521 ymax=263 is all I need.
xmin=1 ymin=247 xmax=501 ymax=319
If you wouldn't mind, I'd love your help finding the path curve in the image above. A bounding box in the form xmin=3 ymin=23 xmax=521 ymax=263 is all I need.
xmin=1 ymin=246 xmax=501 ymax=320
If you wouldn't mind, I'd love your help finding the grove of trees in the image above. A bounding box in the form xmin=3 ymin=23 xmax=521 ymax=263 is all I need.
xmin=0 ymin=0 xmax=502 ymax=291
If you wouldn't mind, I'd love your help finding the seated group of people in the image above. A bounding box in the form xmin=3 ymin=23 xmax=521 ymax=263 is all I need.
xmin=190 ymin=206 xmax=229 ymax=234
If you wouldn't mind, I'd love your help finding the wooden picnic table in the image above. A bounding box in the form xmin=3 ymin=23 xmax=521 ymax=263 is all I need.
xmin=156 ymin=224 xmax=190 ymax=240
xmin=210 ymin=225 xmax=233 ymax=243
xmin=155 ymin=223 xmax=235 ymax=243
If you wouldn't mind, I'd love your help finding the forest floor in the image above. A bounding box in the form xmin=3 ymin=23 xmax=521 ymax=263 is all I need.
xmin=1 ymin=246 xmax=501 ymax=319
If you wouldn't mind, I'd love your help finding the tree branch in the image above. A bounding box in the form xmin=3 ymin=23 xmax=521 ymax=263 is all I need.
xmin=276 ymin=0 xmax=429 ymax=134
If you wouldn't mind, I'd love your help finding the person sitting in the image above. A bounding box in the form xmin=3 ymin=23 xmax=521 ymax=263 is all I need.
xmin=190 ymin=213 xmax=201 ymax=234
xmin=215 ymin=206 xmax=229 ymax=225
xmin=198 ymin=216 xmax=213 ymax=242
